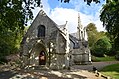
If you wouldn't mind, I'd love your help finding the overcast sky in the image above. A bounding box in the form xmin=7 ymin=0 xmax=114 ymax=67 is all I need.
xmin=32 ymin=0 xmax=106 ymax=33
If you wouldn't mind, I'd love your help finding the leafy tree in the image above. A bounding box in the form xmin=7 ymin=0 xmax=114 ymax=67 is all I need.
xmin=86 ymin=23 xmax=97 ymax=32
xmin=100 ymin=0 xmax=119 ymax=50
xmin=86 ymin=23 xmax=97 ymax=47
xmin=86 ymin=23 xmax=112 ymax=56
xmin=92 ymin=36 xmax=112 ymax=57
xmin=0 ymin=0 xmax=41 ymax=62
xmin=86 ymin=23 xmax=105 ymax=48
xmin=0 ymin=29 xmax=24 ymax=63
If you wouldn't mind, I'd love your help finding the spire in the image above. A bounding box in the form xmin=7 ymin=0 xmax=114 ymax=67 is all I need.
xmin=77 ymin=13 xmax=83 ymax=40
xmin=78 ymin=13 xmax=83 ymax=29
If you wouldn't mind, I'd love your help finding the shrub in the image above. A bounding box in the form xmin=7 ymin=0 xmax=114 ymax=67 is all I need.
xmin=91 ymin=37 xmax=112 ymax=57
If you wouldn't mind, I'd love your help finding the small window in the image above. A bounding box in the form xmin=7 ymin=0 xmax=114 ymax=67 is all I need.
xmin=38 ymin=25 xmax=45 ymax=37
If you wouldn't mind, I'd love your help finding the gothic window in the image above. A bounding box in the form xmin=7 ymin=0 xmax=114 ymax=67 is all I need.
xmin=38 ymin=25 xmax=45 ymax=37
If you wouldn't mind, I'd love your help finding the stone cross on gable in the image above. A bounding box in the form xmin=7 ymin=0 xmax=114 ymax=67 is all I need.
xmin=39 ymin=4 xmax=46 ymax=16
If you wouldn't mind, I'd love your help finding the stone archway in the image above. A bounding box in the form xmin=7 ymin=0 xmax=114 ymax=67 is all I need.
xmin=29 ymin=42 xmax=47 ymax=66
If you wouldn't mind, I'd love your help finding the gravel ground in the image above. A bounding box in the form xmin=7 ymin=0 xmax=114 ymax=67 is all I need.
xmin=72 ymin=61 xmax=119 ymax=71
xmin=0 ymin=61 xmax=119 ymax=79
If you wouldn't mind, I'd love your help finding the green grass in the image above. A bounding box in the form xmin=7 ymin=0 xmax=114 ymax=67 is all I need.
xmin=92 ymin=56 xmax=116 ymax=62
xmin=100 ymin=63 xmax=119 ymax=79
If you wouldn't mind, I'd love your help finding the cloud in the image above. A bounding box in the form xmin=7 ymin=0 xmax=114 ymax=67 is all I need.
xmin=49 ymin=8 xmax=78 ymax=33
xmin=71 ymin=0 xmax=105 ymax=16
xmin=49 ymin=7 xmax=105 ymax=33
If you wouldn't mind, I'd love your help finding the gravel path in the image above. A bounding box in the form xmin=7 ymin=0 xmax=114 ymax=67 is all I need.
xmin=0 ymin=61 xmax=119 ymax=79
xmin=72 ymin=61 xmax=119 ymax=71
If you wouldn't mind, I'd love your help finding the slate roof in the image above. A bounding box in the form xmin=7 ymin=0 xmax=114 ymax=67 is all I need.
xmin=69 ymin=34 xmax=80 ymax=49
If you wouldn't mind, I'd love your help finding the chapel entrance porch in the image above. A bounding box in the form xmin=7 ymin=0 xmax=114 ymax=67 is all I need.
xmin=29 ymin=42 xmax=48 ymax=67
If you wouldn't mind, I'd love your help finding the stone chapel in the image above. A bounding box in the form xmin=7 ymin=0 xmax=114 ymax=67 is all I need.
xmin=20 ymin=10 xmax=91 ymax=70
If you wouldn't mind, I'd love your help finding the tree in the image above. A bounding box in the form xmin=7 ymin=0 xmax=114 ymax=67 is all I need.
xmin=92 ymin=36 xmax=112 ymax=57
xmin=0 ymin=0 xmax=41 ymax=63
xmin=86 ymin=23 xmax=97 ymax=47
xmin=0 ymin=29 xmax=24 ymax=63
xmin=100 ymin=0 xmax=119 ymax=50
xmin=86 ymin=23 xmax=104 ymax=48
xmin=86 ymin=23 xmax=97 ymax=32
xmin=86 ymin=23 xmax=112 ymax=56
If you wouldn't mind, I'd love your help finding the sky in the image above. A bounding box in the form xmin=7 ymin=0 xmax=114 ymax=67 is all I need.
xmin=32 ymin=0 xmax=106 ymax=33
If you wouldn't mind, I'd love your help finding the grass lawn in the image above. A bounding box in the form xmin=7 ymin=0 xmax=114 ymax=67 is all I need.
xmin=92 ymin=56 xmax=116 ymax=62
xmin=100 ymin=63 xmax=119 ymax=79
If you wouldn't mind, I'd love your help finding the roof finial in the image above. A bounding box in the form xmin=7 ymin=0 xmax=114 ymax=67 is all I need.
xmin=39 ymin=2 xmax=46 ymax=16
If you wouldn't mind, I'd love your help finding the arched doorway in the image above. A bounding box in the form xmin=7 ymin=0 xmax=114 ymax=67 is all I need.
xmin=39 ymin=51 xmax=46 ymax=65
xmin=29 ymin=42 xmax=47 ymax=66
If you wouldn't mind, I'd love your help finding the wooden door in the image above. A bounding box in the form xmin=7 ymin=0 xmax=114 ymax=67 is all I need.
xmin=39 ymin=51 xmax=46 ymax=65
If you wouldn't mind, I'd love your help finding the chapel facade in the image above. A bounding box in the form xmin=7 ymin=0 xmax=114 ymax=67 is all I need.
xmin=20 ymin=10 xmax=91 ymax=70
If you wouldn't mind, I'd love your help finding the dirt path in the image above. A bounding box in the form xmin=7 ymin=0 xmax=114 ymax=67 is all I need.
xmin=0 ymin=69 xmax=104 ymax=79
xmin=72 ymin=61 xmax=119 ymax=71
xmin=0 ymin=61 xmax=119 ymax=79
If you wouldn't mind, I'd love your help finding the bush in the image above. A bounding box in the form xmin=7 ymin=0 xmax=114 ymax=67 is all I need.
xmin=91 ymin=37 xmax=112 ymax=57
xmin=91 ymin=48 xmax=104 ymax=57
